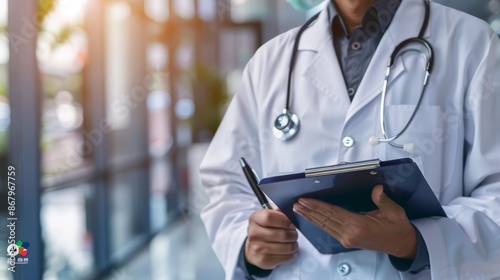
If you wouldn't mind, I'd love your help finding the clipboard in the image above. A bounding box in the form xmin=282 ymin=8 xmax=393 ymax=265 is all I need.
xmin=258 ymin=158 xmax=446 ymax=254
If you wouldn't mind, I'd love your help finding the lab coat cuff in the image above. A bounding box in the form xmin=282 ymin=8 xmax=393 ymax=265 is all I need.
xmin=411 ymin=217 xmax=451 ymax=278
xmin=237 ymin=237 xmax=273 ymax=279
xmin=388 ymin=225 xmax=430 ymax=273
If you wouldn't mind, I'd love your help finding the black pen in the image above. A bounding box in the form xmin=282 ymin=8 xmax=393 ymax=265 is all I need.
xmin=240 ymin=157 xmax=271 ymax=209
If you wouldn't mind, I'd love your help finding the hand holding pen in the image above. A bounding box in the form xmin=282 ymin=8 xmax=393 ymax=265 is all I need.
xmin=240 ymin=158 xmax=298 ymax=270
xmin=240 ymin=157 xmax=271 ymax=209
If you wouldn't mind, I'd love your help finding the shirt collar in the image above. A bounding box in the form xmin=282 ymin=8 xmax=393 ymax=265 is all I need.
xmin=327 ymin=0 xmax=401 ymax=36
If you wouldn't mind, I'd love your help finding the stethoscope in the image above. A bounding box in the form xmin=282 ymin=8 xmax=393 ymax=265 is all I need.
xmin=273 ymin=0 xmax=434 ymax=154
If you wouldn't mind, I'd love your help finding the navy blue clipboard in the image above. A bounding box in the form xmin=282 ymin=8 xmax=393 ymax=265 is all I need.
xmin=258 ymin=158 xmax=446 ymax=254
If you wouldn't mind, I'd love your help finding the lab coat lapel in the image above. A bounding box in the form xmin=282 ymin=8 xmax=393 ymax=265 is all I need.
xmin=299 ymin=6 xmax=351 ymax=107
xmin=346 ymin=0 xmax=432 ymax=121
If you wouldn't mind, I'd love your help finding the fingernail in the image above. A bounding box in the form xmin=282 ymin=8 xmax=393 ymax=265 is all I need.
xmin=289 ymin=223 xmax=296 ymax=229
xmin=379 ymin=189 xmax=388 ymax=204
xmin=379 ymin=188 xmax=385 ymax=199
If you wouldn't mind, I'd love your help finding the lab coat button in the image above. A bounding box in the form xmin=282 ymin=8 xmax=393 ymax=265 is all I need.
xmin=342 ymin=136 xmax=355 ymax=148
xmin=337 ymin=263 xmax=351 ymax=276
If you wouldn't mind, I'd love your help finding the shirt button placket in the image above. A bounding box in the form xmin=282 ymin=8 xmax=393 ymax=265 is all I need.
xmin=347 ymin=88 xmax=355 ymax=97
xmin=351 ymin=41 xmax=361 ymax=51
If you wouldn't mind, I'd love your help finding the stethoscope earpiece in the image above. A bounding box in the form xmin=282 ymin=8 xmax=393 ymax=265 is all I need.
xmin=369 ymin=137 xmax=380 ymax=146
xmin=273 ymin=109 xmax=300 ymax=141
xmin=403 ymin=143 xmax=417 ymax=154
xmin=368 ymin=136 xmax=417 ymax=154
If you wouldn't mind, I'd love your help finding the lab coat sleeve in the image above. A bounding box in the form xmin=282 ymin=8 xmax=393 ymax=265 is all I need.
xmin=199 ymin=56 xmax=265 ymax=280
xmin=412 ymin=33 xmax=500 ymax=280
xmin=389 ymin=226 xmax=430 ymax=273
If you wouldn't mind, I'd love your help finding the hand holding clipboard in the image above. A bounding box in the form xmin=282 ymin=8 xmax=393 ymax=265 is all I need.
xmin=242 ymin=158 xmax=445 ymax=254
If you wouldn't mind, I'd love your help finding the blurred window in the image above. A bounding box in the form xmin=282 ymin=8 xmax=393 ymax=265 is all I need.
xmin=37 ymin=2 xmax=95 ymax=276
xmin=0 ymin=3 xmax=10 ymax=279
xmin=41 ymin=184 xmax=94 ymax=279
xmin=144 ymin=0 xmax=175 ymax=231
xmin=174 ymin=0 xmax=195 ymax=19
xmin=198 ymin=0 xmax=217 ymax=21
xmin=230 ymin=0 xmax=270 ymax=22
xmin=105 ymin=1 xmax=149 ymax=164
xmin=102 ymin=0 xmax=158 ymax=262
xmin=0 ymin=0 xmax=8 ymax=161
xmin=145 ymin=0 xmax=170 ymax=22
xmin=110 ymin=168 xmax=149 ymax=255
xmin=38 ymin=0 xmax=89 ymax=180
xmin=149 ymin=160 xmax=172 ymax=231
xmin=146 ymin=43 xmax=172 ymax=157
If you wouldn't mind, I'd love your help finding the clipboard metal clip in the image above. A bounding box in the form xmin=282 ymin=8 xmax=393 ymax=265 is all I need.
xmin=305 ymin=159 xmax=381 ymax=177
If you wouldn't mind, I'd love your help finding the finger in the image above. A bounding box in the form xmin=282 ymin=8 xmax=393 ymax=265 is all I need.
xmin=247 ymin=241 xmax=298 ymax=255
xmin=251 ymin=209 xmax=296 ymax=229
xmin=297 ymin=198 xmax=353 ymax=223
xmin=248 ymin=253 xmax=295 ymax=270
xmin=293 ymin=203 xmax=342 ymax=237
xmin=371 ymin=185 xmax=402 ymax=214
xmin=265 ymin=253 xmax=295 ymax=265
xmin=248 ymin=226 xmax=298 ymax=243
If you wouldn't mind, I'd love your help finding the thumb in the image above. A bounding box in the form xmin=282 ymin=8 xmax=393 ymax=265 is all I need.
xmin=371 ymin=185 xmax=400 ymax=213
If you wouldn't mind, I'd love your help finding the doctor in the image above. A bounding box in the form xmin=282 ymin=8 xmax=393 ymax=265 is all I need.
xmin=200 ymin=0 xmax=500 ymax=279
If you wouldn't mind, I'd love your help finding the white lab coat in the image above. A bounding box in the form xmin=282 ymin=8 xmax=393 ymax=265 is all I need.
xmin=200 ymin=0 xmax=500 ymax=279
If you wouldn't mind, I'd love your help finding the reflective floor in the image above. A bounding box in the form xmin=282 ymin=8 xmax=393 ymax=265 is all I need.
xmin=103 ymin=214 xmax=225 ymax=280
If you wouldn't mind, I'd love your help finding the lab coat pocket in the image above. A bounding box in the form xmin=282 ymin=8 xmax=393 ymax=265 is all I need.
xmin=381 ymin=105 xmax=455 ymax=197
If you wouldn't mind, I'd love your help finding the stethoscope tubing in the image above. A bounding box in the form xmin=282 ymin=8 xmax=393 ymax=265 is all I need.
xmin=274 ymin=0 xmax=433 ymax=148
xmin=380 ymin=44 xmax=433 ymax=145
xmin=379 ymin=0 xmax=432 ymax=148
xmin=285 ymin=12 xmax=321 ymax=111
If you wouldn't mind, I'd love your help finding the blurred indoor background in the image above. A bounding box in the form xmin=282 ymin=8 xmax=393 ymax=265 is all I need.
xmin=0 ymin=0 xmax=498 ymax=279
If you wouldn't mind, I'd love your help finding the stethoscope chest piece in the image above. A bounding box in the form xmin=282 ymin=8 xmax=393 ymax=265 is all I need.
xmin=273 ymin=109 xmax=300 ymax=141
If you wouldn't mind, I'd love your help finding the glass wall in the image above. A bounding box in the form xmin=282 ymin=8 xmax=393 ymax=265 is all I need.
xmin=29 ymin=0 xmax=305 ymax=277
xmin=105 ymin=0 xmax=148 ymax=164
xmin=36 ymin=1 xmax=95 ymax=278
xmin=0 ymin=0 xmax=9 ymax=279
xmin=0 ymin=0 xmax=7 ymax=161
xmin=109 ymin=169 xmax=148 ymax=254
xmin=39 ymin=0 xmax=89 ymax=180
xmin=41 ymin=184 xmax=94 ymax=279
xmin=145 ymin=0 xmax=173 ymax=232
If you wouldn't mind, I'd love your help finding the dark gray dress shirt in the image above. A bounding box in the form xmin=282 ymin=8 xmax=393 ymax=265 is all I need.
xmin=329 ymin=0 xmax=402 ymax=100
